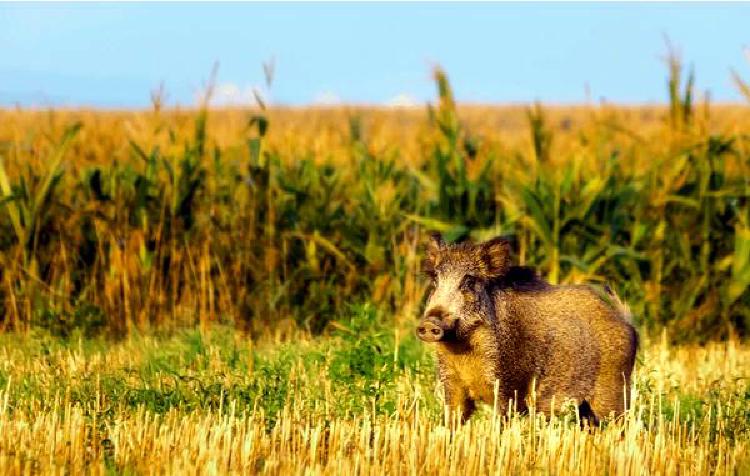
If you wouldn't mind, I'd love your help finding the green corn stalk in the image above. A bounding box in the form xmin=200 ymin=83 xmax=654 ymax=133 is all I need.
xmin=731 ymin=69 xmax=750 ymax=103
xmin=415 ymin=68 xmax=498 ymax=241
xmin=0 ymin=158 xmax=22 ymax=244
xmin=665 ymin=44 xmax=694 ymax=133
xmin=0 ymin=123 xmax=80 ymax=263
xmin=723 ymin=212 xmax=750 ymax=308
xmin=527 ymin=102 xmax=553 ymax=163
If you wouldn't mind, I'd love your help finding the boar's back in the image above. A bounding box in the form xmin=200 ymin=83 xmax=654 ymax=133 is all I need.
xmin=498 ymin=266 xmax=550 ymax=291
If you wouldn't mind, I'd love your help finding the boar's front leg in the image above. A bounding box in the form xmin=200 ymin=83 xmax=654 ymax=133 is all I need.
xmin=443 ymin=381 xmax=476 ymax=424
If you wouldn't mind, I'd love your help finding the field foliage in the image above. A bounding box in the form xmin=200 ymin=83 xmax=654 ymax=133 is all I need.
xmin=0 ymin=56 xmax=750 ymax=474
xmin=0 ymin=313 xmax=748 ymax=474
xmin=2 ymin=61 xmax=750 ymax=341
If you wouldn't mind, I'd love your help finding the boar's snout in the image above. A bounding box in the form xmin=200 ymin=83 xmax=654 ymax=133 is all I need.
xmin=417 ymin=320 xmax=444 ymax=342
xmin=418 ymin=307 xmax=455 ymax=342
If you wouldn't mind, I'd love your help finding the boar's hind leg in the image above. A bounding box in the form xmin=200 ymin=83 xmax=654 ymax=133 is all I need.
xmin=591 ymin=372 xmax=629 ymax=420
xmin=591 ymin=326 xmax=636 ymax=420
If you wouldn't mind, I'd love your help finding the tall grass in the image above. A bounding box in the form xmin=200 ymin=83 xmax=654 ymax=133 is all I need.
xmin=0 ymin=60 xmax=749 ymax=340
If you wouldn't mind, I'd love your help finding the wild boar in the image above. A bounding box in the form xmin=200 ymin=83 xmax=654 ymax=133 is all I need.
xmin=417 ymin=233 xmax=638 ymax=424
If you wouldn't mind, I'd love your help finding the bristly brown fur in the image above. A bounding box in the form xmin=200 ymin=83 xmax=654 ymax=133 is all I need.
xmin=495 ymin=266 xmax=549 ymax=291
xmin=418 ymin=234 xmax=638 ymax=424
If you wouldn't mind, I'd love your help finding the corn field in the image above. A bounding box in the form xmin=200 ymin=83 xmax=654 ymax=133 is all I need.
xmin=1 ymin=60 xmax=749 ymax=341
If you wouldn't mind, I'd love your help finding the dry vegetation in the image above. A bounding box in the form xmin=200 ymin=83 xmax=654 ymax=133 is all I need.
xmin=0 ymin=326 xmax=748 ymax=475
xmin=0 ymin=59 xmax=749 ymax=474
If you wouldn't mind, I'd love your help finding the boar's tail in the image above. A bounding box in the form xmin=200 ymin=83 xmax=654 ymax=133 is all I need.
xmin=603 ymin=284 xmax=633 ymax=325
xmin=603 ymin=284 xmax=639 ymax=356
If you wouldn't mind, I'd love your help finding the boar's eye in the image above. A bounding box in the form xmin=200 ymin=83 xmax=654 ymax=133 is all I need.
xmin=460 ymin=275 xmax=478 ymax=290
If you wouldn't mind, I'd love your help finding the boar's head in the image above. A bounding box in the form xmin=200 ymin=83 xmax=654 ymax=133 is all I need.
xmin=417 ymin=233 xmax=511 ymax=343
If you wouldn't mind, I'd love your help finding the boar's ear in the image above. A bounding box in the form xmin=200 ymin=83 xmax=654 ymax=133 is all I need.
xmin=423 ymin=233 xmax=444 ymax=274
xmin=479 ymin=237 xmax=511 ymax=279
xmin=427 ymin=233 xmax=444 ymax=251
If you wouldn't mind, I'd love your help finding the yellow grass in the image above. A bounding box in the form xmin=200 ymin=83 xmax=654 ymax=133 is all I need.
xmin=0 ymin=334 xmax=747 ymax=475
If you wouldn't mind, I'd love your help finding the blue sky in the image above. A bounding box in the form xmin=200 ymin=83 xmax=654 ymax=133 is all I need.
xmin=1 ymin=2 xmax=749 ymax=108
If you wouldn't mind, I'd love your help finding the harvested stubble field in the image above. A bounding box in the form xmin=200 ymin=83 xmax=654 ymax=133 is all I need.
xmin=0 ymin=67 xmax=749 ymax=473
xmin=0 ymin=325 xmax=748 ymax=474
